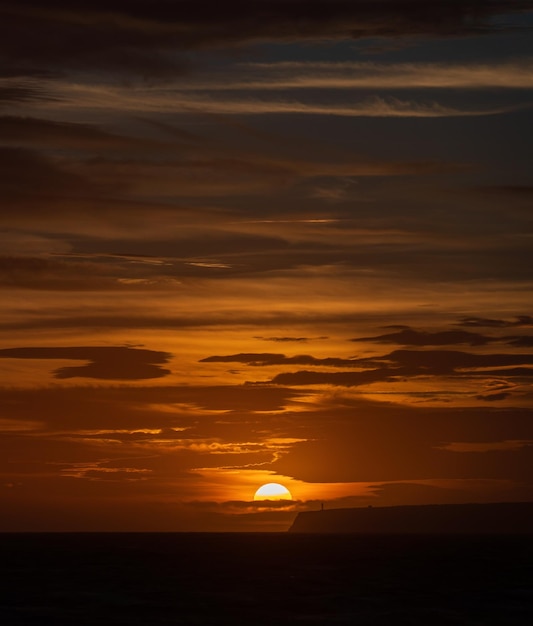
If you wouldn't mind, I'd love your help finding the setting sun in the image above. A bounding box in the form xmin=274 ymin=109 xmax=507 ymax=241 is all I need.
xmin=254 ymin=483 xmax=293 ymax=501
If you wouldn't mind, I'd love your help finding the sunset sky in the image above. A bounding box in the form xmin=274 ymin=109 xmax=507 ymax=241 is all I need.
xmin=1 ymin=0 xmax=533 ymax=531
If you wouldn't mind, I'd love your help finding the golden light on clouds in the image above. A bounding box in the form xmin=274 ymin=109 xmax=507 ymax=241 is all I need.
xmin=1 ymin=0 xmax=532 ymax=532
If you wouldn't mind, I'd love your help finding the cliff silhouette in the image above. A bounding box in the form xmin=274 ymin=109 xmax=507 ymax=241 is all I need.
xmin=289 ymin=502 xmax=533 ymax=533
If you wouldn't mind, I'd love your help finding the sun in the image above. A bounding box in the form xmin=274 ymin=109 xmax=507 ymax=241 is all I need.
xmin=254 ymin=483 xmax=292 ymax=501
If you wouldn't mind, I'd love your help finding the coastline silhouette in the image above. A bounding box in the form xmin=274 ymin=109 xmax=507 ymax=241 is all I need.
xmin=290 ymin=502 xmax=533 ymax=533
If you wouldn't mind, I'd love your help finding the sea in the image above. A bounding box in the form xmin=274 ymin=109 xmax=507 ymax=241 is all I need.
xmin=1 ymin=533 xmax=532 ymax=625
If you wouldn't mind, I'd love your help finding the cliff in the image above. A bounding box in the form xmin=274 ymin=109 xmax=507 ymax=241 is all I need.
xmin=289 ymin=502 xmax=533 ymax=534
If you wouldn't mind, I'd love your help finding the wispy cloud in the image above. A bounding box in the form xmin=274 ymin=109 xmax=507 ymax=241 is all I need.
xmin=181 ymin=60 xmax=533 ymax=91
xmin=42 ymin=83 xmax=520 ymax=118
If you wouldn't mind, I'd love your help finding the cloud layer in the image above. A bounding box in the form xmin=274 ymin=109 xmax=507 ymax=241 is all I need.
xmin=1 ymin=0 xmax=532 ymax=531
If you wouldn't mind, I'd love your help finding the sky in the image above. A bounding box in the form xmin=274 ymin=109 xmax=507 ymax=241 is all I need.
xmin=1 ymin=0 xmax=533 ymax=532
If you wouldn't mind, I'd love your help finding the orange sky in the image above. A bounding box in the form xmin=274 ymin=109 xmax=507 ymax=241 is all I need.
xmin=1 ymin=0 xmax=533 ymax=531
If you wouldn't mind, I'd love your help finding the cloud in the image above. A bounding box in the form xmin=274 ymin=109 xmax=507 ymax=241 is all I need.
xmin=351 ymin=328 xmax=496 ymax=346
xmin=1 ymin=362 xmax=532 ymax=521
xmin=185 ymin=59 xmax=533 ymax=91
xmin=47 ymin=82 xmax=521 ymax=118
xmin=266 ymin=348 xmax=533 ymax=387
xmin=225 ymin=499 xmax=296 ymax=510
xmin=0 ymin=382 xmax=306 ymax=497
xmin=201 ymin=352 xmax=363 ymax=368
xmin=0 ymin=137 xmax=460 ymax=234
xmin=0 ymin=1 xmax=532 ymax=532
xmin=372 ymin=349 xmax=533 ymax=375
xmin=0 ymin=346 xmax=172 ymax=380
xmin=475 ymin=392 xmax=512 ymax=402
xmin=1 ymin=1 xmax=529 ymax=78
xmin=75 ymin=150 xmax=445 ymax=198
xmin=254 ymin=336 xmax=316 ymax=343
xmin=0 ymin=384 xmax=303 ymax=434
xmin=270 ymin=369 xmax=391 ymax=387
xmin=458 ymin=315 xmax=533 ymax=328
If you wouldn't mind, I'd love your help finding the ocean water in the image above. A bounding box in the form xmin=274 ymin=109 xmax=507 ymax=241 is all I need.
xmin=1 ymin=533 xmax=532 ymax=625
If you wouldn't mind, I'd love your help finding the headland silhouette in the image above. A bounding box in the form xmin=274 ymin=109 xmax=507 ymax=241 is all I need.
xmin=289 ymin=502 xmax=533 ymax=533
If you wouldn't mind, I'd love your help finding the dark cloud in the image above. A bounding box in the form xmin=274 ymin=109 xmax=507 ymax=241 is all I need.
xmin=226 ymin=499 xmax=296 ymax=510
xmin=352 ymin=328 xmax=495 ymax=346
xmin=1 ymin=1 xmax=529 ymax=78
xmin=458 ymin=316 xmax=533 ymax=328
xmin=365 ymin=349 xmax=533 ymax=376
xmin=254 ymin=336 xmax=312 ymax=343
xmin=271 ymin=369 xmax=390 ymax=387
xmin=204 ymin=347 xmax=533 ymax=375
xmin=476 ymin=392 xmax=512 ymax=402
xmin=0 ymin=346 xmax=172 ymax=380
xmin=267 ymin=349 xmax=533 ymax=387
xmin=201 ymin=353 xmax=361 ymax=368
xmin=507 ymin=336 xmax=533 ymax=347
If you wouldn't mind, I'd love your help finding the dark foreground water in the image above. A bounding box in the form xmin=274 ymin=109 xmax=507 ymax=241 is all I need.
xmin=1 ymin=533 xmax=532 ymax=625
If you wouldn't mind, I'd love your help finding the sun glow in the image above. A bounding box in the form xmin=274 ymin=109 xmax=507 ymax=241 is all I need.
xmin=253 ymin=482 xmax=292 ymax=501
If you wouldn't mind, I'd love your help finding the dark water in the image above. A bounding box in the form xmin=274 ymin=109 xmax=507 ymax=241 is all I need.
xmin=1 ymin=533 xmax=532 ymax=625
